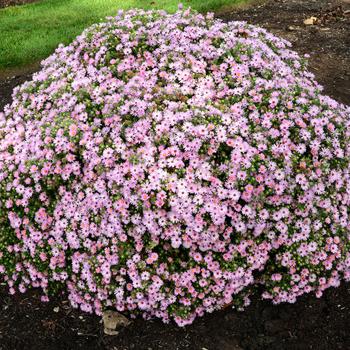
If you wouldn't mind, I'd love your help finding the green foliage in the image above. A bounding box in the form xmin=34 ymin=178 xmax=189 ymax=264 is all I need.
xmin=0 ymin=0 xmax=246 ymax=71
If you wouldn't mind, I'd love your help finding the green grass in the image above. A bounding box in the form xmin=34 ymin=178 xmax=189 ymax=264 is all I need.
xmin=0 ymin=0 xmax=247 ymax=72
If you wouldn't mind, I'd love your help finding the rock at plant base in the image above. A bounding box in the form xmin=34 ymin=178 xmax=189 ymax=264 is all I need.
xmin=102 ymin=311 xmax=131 ymax=336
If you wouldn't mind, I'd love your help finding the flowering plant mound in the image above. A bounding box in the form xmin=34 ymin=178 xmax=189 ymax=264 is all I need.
xmin=1 ymin=8 xmax=350 ymax=326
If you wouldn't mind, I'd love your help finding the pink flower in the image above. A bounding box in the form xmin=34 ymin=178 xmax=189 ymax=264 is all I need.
xmin=69 ymin=124 xmax=78 ymax=137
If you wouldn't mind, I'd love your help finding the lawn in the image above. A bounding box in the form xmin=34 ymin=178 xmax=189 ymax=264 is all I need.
xmin=0 ymin=0 xmax=248 ymax=72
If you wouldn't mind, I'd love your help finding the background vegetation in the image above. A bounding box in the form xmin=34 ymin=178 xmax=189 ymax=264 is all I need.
xmin=0 ymin=0 xmax=247 ymax=71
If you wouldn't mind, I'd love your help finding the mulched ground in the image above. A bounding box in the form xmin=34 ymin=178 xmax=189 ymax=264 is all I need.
xmin=0 ymin=0 xmax=350 ymax=349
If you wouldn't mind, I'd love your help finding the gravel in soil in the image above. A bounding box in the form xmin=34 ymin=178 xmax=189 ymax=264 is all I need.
xmin=0 ymin=0 xmax=350 ymax=349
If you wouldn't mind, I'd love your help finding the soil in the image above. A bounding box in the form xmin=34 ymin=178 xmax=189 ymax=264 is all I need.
xmin=0 ymin=0 xmax=350 ymax=349
xmin=1 ymin=283 xmax=350 ymax=350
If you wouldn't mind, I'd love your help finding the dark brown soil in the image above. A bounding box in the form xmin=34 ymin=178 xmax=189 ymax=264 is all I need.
xmin=1 ymin=283 xmax=350 ymax=350
xmin=0 ymin=0 xmax=350 ymax=349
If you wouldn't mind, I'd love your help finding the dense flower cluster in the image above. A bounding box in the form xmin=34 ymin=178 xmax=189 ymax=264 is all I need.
xmin=0 ymin=8 xmax=350 ymax=326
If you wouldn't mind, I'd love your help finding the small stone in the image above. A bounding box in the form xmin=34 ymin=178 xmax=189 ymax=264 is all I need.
xmin=287 ymin=25 xmax=300 ymax=31
xmin=103 ymin=310 xmax=131 ymax=336
xmin=53 ymin=307 xmax=60 ymax=313
xmin=304 ymin=16 xmax=318 ymax=25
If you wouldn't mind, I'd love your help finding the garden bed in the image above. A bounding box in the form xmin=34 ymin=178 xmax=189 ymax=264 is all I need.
xmin=1 ymin=284 xmax=350 ymax=350
xmin=0 ymin=0 xmax=350 ymax=349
